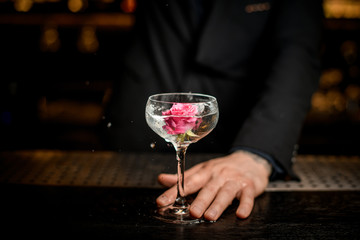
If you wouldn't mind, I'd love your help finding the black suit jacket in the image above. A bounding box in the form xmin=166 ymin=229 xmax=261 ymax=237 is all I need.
xmin=104 ymin=0 xmax=323 ymax=179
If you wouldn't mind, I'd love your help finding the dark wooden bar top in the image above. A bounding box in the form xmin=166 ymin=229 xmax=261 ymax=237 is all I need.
xmin=1 ymin=151 xmax=359 ymax=239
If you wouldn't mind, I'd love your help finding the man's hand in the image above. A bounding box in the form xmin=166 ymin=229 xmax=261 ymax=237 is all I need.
xmin=156 ymin=150 xmax=272 ymax=221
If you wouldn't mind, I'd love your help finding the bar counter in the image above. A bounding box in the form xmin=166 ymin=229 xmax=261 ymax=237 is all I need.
xmin=1 ymin=150 xmax=359 ymax=239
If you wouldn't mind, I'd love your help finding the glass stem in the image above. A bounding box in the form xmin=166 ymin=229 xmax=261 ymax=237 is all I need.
xmin=173 ymin=145 xmax=189 ymax=208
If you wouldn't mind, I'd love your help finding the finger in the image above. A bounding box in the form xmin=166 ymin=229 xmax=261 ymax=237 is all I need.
xmin=203 ymin=181 xmax=238 ymax=221
xmin=189 ymin=177 xmax=224 ymax=218
xmin=236 ymin=184 xmax=255 ymax=219
xmin=183 ymin=161 xmax=208 ymax=176
xmin=157 ymin=173 xmax=177 ymax=187
xmin=157 ymin=162 xmax=207 ymax=187
xmin=157 ymin=161 xmax=213 ymax=208
xmin=156 ymin=185 xmax=177 ymax=207
xmin=182 ymin=164 xmax=212 ymax=195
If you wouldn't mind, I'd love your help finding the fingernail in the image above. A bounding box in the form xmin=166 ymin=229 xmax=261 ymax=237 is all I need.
xmin=205 ymin=209 xmax=217 ymax=220
xmin=157 ymin=195 xmax=168 ymax=205
xmin=237 ymin=208 xmax=248 ymax=218
xmin=190 ymin=205 xmax=202 ymax=217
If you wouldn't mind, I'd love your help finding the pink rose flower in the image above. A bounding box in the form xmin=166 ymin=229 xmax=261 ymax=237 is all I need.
xmin=162 ymin=103 xmax=201 ymax=135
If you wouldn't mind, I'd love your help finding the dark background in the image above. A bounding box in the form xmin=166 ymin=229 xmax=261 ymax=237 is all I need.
xmin=0 ymin=0 xmax=359 ymax=156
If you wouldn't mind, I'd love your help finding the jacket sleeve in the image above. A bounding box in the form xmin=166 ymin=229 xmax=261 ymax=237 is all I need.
xmin=232 ymin=0 xmax=323 ymax=179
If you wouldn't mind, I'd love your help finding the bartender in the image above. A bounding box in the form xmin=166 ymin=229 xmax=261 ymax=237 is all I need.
xmin=103 ymin=0 xmax=323 ymax=221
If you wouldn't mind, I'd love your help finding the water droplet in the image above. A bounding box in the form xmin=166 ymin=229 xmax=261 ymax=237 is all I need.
xmin=150 ymin=142 xmax=156 ymax=149
xmin=102 ymin=115 xmax=106 ymax=120
xmin=107 ymin=122 xmax=112 ymax=128
xmin=91 ymin=149 xmax=95 ymax=152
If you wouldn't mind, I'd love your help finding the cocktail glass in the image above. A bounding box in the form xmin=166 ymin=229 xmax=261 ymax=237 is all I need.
xmin=145 ymin=93 xmax=219 ymax=224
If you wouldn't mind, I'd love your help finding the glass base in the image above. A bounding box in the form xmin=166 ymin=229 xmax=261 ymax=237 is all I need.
xmin=154 ymin=204 xmax=204 ymax=224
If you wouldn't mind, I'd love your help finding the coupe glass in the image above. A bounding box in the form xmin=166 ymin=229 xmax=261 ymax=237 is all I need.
xmin=145 ymin=93 xmax=219 ymax=224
